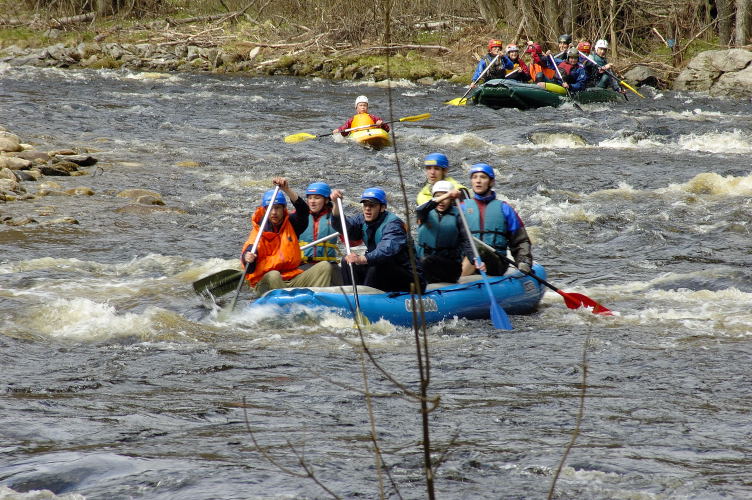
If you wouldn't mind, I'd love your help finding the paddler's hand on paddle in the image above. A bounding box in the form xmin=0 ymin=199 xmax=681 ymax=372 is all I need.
xmin=517 ymin=262 xmax=533 ymax=274
xmin=242 ymin=251 xmax=257 ymax=266
xmin=374 ymin=119 xmax=383 ymax=126
xmin=332 ymin=128 xmax=341 ymax=135
xmin=345 ymin=253 xmax=367 ymax=265
xmin=272 ymin=176 xmax=298 ymax=202
xmin=474 ymin=260 xmax=487 ymax=273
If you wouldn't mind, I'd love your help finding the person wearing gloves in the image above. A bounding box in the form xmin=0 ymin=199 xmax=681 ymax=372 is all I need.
xmin=332 ymin=95 xmax=390 ymax=136
xmin=331 ymin=187 xmax=425 ymax=293
xmin=460 ymin=163 xmax=534 ymax=276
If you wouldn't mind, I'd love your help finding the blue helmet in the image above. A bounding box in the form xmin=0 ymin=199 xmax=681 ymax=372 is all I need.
xmin=424 ymin=152 xmax=449 ymax=169
xmin=469 ymin=163 xmax=495 ymax=179
xmin=360 ymin=187 xmax=387 ymax=205
xmin=261 ymin=189 xmax=287 ymax=207
xmin=305 ymin=182 xmax=331 ymax=198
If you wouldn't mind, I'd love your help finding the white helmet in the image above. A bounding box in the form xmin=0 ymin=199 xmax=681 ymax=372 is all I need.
xmin=431 ymin=180 xmax=454 ymax=196
xmin=355 ymin=95 xmax=369 ymax=105
xmin=505 ymin=44 xmax=519 ymax=53
xmin=595 ymin=39 xmax=609 ymax=49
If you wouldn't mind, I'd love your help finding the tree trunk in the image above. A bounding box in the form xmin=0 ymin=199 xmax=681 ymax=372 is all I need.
xmin=736 ymin=0 xmax=751 ymax=46
xmin=476 ymin=0 xmax=505 ymax=23
xmin=718 ymin=0 xmax=734 ymax=46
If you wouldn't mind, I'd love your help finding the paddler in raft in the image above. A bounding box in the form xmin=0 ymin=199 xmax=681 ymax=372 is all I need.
xmin=501 ymin=44 xmax=531 ymax=82
xmin=331 ymin=187 xmax=426 ymax=293
xmin=332 ymin=95 xmax=390 ymax=137
xmin=460 ymin=163 xmax=534 ymax=276
xmin=470 ymin=39 xmax=506 ymax=88
xmin=416 ymin=152 xmax=468 ymax=205
xmin=241 ymin=177 xmax=338 ymax=296
xmin=416 ymin=180 xmax=480 ymax=284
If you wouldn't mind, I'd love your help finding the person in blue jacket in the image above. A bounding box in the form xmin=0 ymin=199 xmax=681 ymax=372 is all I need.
xmin=331 ymin=187 xmax=425 ymax=293
xmin=556 ymin=47 xmax=588 ymax=92
xmin=299 ymin=182 xmax=341 ymax=265
xmin=470 ymin=39 xmax=506 ymax=87
xmin=416 ymin=181 xmax=476 ymax=283
xmin=461 ymin=163 xmax=533 ymax=276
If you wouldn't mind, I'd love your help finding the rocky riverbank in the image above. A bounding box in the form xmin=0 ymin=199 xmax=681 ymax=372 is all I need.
xmin=0 ymin=125 xmax=174 ymax=226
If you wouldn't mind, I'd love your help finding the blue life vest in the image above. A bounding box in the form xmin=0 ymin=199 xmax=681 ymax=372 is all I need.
xmin=463 ymin=198 xmax=508 ymax=250
xmin=416 ymin=207 xmax=461 ymax=260
xmin=299 ymin=210 xmax=339 ymax=262
xmin=362 ymin=212 xmax=399 ymax=250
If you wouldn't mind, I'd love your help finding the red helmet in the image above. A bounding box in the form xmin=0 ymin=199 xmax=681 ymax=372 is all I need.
xmin=487 ymin=39 xmax=503 ymax=51
xmin=577 ymin=41 xmax=591 ymax=54
xmin=525 ymin=42 xmax=542 ymax=54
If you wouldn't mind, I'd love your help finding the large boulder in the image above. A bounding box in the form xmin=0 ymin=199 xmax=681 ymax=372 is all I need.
xmin=711 ymin=65 xmax=752 ymax=98
xmin=674 ymin=49 xmax=752 ymax=94
xmin=622 ymin=65 xmax=662 ymax=88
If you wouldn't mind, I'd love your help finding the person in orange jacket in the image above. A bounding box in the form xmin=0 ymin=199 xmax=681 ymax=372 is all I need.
xmin=241 ymin=177 xmax=337 ymax=296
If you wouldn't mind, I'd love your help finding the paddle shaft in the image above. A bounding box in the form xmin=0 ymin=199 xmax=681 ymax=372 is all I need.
xmin=301 ymin=232 xmax=339 ymax=251
xmin=330 ymin=113 xmax=427 ymax=137
xmin=461 ymin=53 xmax=501 ymax=100
xmin=336 ymin=198 xmax=363 ymax=314
xmin=228 ymin=185 xmax=280 ymax=311
xmin=550 ymin=54 xmax=571 ymax=96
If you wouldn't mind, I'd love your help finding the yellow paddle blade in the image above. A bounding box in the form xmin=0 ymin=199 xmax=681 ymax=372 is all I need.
xmin=398 ymin=112 xmax=431 ymax=122
xmin=284 ymin=132 xmax=317 ymax=144
xmin=354 ymin=308 xmax=371 ymax=327
xmin=444 ymin=97 xmax=468 ymax=106
xmin=619 ymin=80 xmax=645 ymax=98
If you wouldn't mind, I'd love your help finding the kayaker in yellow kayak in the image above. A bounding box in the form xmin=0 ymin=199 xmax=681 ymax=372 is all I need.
xmin=332 ymin=95 xmax=390 ymax=136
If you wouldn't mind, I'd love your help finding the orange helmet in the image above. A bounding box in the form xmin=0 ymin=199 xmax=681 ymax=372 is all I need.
xmin=488 ymin=39 xmax=503 ymax=51
xmin=577 ymin=41 xmax=591 ymax=54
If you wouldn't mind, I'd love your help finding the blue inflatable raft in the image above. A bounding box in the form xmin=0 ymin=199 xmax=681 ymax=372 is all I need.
xmin=248 ymin=264 xmax=547 ymax=326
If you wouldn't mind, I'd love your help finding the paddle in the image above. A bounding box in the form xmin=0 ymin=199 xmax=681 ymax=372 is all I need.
xmin=227 ymin=185 xmax=280 ymax=311
xmin=336 ymin=197 xmax=369 ymax=326
xmin=445 ymin=53 xmax=501 ymax=106
xmin=284 ymin=113 xmax=431 ymax=144
xmin=578 ymin=50 xmax=644 ymax=98
xmin=454 ymin=199 xmax=513 ymax=330
xmin=472 ymin=237 xmax=613 ymax=315
xmin=549 ymin=54 xmax=584 ymax=111
xmin=193 ymin=232 xmax=341 ymax=298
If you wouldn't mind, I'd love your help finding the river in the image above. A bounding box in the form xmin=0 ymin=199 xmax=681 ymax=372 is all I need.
xmin=1 ymin=65 xmax=751 ymax=499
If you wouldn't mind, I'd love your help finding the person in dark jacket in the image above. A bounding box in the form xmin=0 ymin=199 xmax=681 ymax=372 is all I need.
xmin=502 ymin=44 xmax=531 ymax=82
xmin=555 ymin=47 xmax=588 ymax=92
xmin=460 ymin=164 xmax=533 ymax=276
xmin=331 ymin=187 xmax=425 ymax=293
xmin=471 ymin=39 xmax=506 ymax=87
xmin=416 ymin=181 xmax=477 ymax=284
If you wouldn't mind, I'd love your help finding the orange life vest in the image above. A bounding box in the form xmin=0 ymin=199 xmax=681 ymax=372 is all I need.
xmin=529 ymin=62 xmax=556 ymax=81
xmin=350 ymin=112 xmax=375 ymax=128
xmin=241 ymin=206 xmax=303 ymax=286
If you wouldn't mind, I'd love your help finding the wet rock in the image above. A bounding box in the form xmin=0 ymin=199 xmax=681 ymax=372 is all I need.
xmin=41 ymin=217 xmax=79 ymax=225
xmin=0 ymin=167 xmax=16 ymax=181
xmin=136 ymin=194 xmax=165 ymax=206
xmin=54 ymin=154 xmax=98 ymax=166
xmin=40 ymin=163 xmax=77 ymax=176
xmin=117 ymin=188 xmax=163 ymax=202
xmin=14 ymin=170 xmax=41 ymax=182
xmin=674 ymin=49 xmax=752 ymax=95
xmin=0 ymin=156 xmax=32 ymax=170
xmin=623 ymin=65 xmax=662 ymax=88
xmin=36 ymin=188 xmax=70 ymax=197
xmin=15 ymin=151 xmax=50 ymax=162
xmin=49 ymin=148 xmax=76 ymax=156
xmin=66 ymin=187 xmax=95 ymax=196
xmin=711 ymin=65 xmax=752 ymax=98
xmin=0 ymin=178 xmax=25 ymax=193
xmin=0 ymin=132 xmax=23 ymax=152
xmin=3 ymin=216 xmax=37 ymax=226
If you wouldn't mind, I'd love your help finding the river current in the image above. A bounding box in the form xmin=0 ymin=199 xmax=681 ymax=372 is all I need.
xmin=1 ymin=64 xmax=751 ymax=499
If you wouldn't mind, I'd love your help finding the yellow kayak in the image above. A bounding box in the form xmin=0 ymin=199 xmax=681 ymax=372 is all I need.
xmin=350 ymin=127 xmax=391 ymax=150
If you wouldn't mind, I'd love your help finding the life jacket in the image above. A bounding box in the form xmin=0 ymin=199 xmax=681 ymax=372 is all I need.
xmin=241 ymin=206 xmax=303 ymax=286
xmin=529 ymin=62 xmax=556 ymax=81
xmin=299 ymin=209 xmax=339 ymax=262
xmin=350 ymin=112 xmax=375 ymax=128
xmin=463 ymin=198 xmax=508 ymax=250
xmin=416 ymin=207 xmax=462 ymax=260
xmin=362 ymin=212 xmax=400 ymax=250
xmin=483 ymin=54 xmax=506 ymax=81
xmin=415 ymin=176 xmax=468 ymax=205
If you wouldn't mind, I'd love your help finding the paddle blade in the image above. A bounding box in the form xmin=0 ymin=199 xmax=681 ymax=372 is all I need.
xmin=398 ymin=112 xmax=431 ymax=122
xmin=354 ymin=308 xmax=371 ymax=327
xmin=444 ymin=97 xmax=468 ymax=106
xmin=557 ymin=290 xmax=613 ymax=315
xmin=479 ymin=270 xmax=513 ymax=330
xmin=620 ymin=81 xmax=645 ymax=98
xmin=284 ymin=132 xmax=317 ymax=144
xmin=193 ymin=269 xmax=243 ymax=298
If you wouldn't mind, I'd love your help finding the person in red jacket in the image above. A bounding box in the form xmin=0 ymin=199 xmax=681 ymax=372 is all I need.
xmin=332 ymin=95 xmax=390 ymax=136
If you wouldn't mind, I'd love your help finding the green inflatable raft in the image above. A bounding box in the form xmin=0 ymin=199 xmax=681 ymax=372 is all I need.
xmin=469 ymin=78 xmax=623 ymax=110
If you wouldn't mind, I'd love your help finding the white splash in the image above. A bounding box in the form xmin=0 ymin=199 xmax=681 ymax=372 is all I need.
xmin=678 ymin=129 xmax=752 ymax=154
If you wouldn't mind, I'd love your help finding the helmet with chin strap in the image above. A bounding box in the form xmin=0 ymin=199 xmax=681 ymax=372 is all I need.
xmin=595 ymin=39 xmax=609 ymax=50
xmin=306 ymin=182 xmax=331 ymax=198
xmin=487 ymin=39 xmax=503 ymax=51
xmin=262 ymin=189 xmax=287 ymax=207
xmin=360 ymin=187 xmax=387 ymax=205
xmin=558 ymin=34 xmax=573 ymax=44
xmin=469 ymin=163 xmax=495 ymax=179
